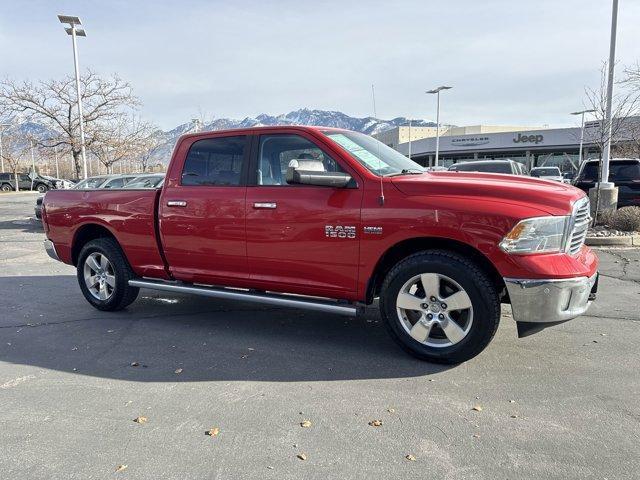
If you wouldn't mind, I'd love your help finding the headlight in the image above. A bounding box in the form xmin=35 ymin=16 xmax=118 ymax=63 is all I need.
xmin=499 ymin=216 xmax=569 ymax=254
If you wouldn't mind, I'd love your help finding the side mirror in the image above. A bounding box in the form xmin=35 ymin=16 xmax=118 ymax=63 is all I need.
xmin=286 ymin=165 xmax=353 ymax=188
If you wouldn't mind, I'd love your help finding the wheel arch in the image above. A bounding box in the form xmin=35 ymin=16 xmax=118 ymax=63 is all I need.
xmin=71 ymin=223 xmax=121 ymax=266
xmin=365 ymin=237 xmax=506 ymax=304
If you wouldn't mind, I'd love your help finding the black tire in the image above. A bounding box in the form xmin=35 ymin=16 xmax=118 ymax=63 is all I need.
xmin=36 ymin=183 xmax=49 ymax=193
xmin=379 ymin=250 xmax=500 ymax=364
xmin=1 ymin=183 xmax=12 ymax=192
xmin=76 ymin=238 xmax=139 ymax=311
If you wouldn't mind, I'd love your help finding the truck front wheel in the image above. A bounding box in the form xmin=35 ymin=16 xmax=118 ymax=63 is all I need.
xmin=379 ymin=250 xmax=500 ymax=364
xmin=77 ymin=238 xmax=139 ymax=311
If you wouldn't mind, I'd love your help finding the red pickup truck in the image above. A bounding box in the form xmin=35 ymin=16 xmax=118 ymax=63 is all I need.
xmin=41 ymin=126 xmax=598 ymax=363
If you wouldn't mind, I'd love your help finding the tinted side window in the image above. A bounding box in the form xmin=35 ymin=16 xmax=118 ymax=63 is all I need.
xmin=611 ymin=162 xmax=640 ymax=181
xmin=104 ymin=178 xmax=125 ymax=188
xmin=580 ymin=163 xmax=599 ymax=181
xmin=257 ymin=134 xmax=344 ymax=186
xmin=182 ymin=136 xmax=247 ymax=186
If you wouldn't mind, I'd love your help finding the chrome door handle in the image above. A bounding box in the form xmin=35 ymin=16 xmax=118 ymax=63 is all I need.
xmin=253 ymin=202 xmax=277 ymax=209
xmin=166 ymin=200 xmax=187 ymax=207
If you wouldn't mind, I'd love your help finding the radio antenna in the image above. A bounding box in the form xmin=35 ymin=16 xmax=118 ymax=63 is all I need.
xmin=371 ymin=84 xmax=385 ymax=206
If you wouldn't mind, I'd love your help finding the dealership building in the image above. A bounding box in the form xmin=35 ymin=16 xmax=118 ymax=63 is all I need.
xmin=379 ymin=117 xmax=640 ymax=174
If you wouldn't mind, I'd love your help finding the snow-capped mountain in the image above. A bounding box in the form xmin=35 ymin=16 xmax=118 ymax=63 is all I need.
xmin=12 ymin=108 xmax=437 ymax=166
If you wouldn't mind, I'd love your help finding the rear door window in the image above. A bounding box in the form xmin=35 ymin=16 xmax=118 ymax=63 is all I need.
xmin=610 ymin=162 xmax=640 ymax=181
xmin=182 ymin=136 xmax=247 ymax=186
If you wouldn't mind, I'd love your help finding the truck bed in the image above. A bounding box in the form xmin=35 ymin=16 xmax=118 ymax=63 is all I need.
xmin=42 ymin=189 xmax=169 ymax=280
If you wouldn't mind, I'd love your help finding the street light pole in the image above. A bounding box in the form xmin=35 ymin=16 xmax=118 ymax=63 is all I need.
xmin=408 ymin=119 xmax=412 ymax=160
xmin=0 ymin=124 xmax=10 ymax=173
xmin=54 ymin=146 xmax=60 ymax=178
xmin=30 ymin=139 xmax=36 ymax=190
xmin=601 ymin=0 xmax=619 ymax=186
xmin=58 ymin=15 xmax=88 ymax=180
xmin=571 ymin=109 xmax=596 ymax=165
xmin=426 ymin=86 xmax=452 ymax=168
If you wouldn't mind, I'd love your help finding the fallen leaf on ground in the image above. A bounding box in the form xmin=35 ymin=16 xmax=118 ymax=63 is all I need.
xmin=115 ymin=465 xmax=128 ymax=472
xmin=130 ymin=362 xmax=139 ymax=367
xmin=174 ymin=368 xmax=183 ymax=374
xmin=510 ymin=414 xmax=519 ymax=418
xmin=387 ymin=408 xmax=395 ymax=413
xmin=300 ymin=420 xmax=312 ymax=428
xmin=133 ymin=416 xmax=147 ymax=424
xmin=473 ymin=434 xmax=480 ymax=438
xmin=297 ymin=453 xmax=307 ymax=461
xmin=206 ymin=427 xmax=220 ymax=437
xmin=472 ymin=405 xmax=483 ymax=412
xmin=405 ymin=454 xmax=416 ymax=461
xmin=368 ymin=420 xmax=383 ymax=427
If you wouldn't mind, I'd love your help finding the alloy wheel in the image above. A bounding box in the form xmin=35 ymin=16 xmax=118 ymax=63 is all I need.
xmin=396 ymin=272 xmax=473 ymax=348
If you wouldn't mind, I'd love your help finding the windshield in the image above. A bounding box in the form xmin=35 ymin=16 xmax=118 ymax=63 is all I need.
xmin=75 ymin=177 xmax=107 ymax=189
xmin=125 ymin=175 xmax=165 ymax=189
xmin=322 ymin=130 xmax=424 ymax=176
xmin=531 ymin=168 xmax=560 ymax=177
xmin=451 ymin=162 xmax=512 ymax=174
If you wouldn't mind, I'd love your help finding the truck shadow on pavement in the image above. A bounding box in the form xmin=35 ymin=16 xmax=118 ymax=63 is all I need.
xmin=0 ymin=275 xmax=451 ymax=382
xmin=0 ymin=218 xmax=43 ymax=233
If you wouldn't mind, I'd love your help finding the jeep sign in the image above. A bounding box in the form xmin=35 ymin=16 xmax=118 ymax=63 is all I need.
xmin=513 ymin=133 xmax=544 ymax=144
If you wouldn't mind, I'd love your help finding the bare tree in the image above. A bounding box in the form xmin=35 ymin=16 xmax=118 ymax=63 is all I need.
xmin=583 ymin=62 xmax=640 ymax=223
xmin=0 ymin=71 xmax=139 ymax=179
xmin=0 ymin=132 xmax=28 ymax=192
xmin=137 ymin=127 xmax=165 ymax=172
xmin=90 ymin=115 xmax=157 ymax=173
xmin=584 ymin=63 xmax=640 ymax=162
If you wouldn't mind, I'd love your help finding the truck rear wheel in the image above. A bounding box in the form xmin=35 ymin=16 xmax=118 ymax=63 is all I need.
xmin=379 ymin=250 xmax=500 ymax=364
xmin=77 ymin=238 xmax=139 ymax=311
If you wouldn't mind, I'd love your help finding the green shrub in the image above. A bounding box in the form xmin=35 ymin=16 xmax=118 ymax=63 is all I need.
xmin=610 ymin=206 xmax=640 ymax=232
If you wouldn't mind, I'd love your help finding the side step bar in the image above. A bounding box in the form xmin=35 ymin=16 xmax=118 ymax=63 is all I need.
xmin=128 ymin=279 xmax=361 ymax=317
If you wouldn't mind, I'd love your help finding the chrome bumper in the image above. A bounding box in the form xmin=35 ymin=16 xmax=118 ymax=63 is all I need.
xmin=505 ymin=273 xmax=598 ymax=326
xmin=43 ymin=239 xmax=60 ymax=262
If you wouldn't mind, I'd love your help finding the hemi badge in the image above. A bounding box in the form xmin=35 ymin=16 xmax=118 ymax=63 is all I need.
xmin=364 ymin=226 xmax=383 ymax=235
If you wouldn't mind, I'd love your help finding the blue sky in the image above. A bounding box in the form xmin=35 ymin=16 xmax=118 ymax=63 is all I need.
xmin=1 ymin=0 xmax=639 ymax=130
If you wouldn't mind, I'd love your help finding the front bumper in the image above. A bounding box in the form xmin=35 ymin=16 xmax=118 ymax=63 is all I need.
xmin=43 ymin=239 xmax=60 ymax=262
xmin=505 ymin=273 xmax=598 ymax=337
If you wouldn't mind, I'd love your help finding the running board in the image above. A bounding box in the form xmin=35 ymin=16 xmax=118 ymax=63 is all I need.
xmin=128 ymin=279 xmax=360 ymax=317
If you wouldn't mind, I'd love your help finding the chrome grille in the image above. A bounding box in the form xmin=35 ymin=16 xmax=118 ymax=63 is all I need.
xmin=567 ymin=197 xmax=591 ymax=255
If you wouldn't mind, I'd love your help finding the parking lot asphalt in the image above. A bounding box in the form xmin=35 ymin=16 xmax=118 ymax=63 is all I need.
xmin=1 ymin=192 xmax=639 ymax=479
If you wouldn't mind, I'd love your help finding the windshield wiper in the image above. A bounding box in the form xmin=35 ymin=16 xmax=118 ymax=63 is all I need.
xmin=385 ymin=169 xmax=425 ymax=177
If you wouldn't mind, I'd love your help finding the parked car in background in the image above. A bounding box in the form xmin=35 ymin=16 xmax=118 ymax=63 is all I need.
xmin=74 ymin=174 xmax=138 ymax=190
xmin=448 ymin=159 xmax=525 ymax=175
xmin=530 ymin=167 xmax=564 ymax=182
xmin=0 ymin=172 xmax=58 ymax=193
xmin=425 ymin=166 xmax=448 ymax=172
xmin=36 ymin=174 xmax=139 ymax=219
xmin=42 ymin=126 xmax=598 ymax=364
xmin=123 ymin=174 xmax=165 ymax=189
xmin=573 ymin=158 xmax=640 ymax=207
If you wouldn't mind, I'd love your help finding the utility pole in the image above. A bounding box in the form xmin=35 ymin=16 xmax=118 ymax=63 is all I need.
xmin=426 ymin=86 xmax=452 ymax=167
xmin=58 ymin=15 xmax=88 ymax=179
xmin=571 ymin=109 xmax=596 ymax=166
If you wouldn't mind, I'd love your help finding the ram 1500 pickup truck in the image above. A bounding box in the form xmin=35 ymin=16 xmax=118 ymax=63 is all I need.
xmin=41 ymin=126 xmax=598 ymax=363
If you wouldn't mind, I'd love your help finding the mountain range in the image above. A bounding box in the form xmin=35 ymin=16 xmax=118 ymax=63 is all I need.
xmin=13 ymin=108 xmax=437 ymax=166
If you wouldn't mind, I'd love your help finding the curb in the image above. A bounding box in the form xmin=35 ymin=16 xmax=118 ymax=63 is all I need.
xmin=586 ymin=235 xmax=640 ymax=247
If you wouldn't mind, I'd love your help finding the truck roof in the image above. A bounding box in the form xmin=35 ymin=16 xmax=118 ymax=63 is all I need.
xmin=177 ymin=125 xmax=347 ymax=141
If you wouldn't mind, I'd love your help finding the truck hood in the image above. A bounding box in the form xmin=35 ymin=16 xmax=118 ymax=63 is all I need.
xmin=391 ymin=171 xmax=585 ymax=215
